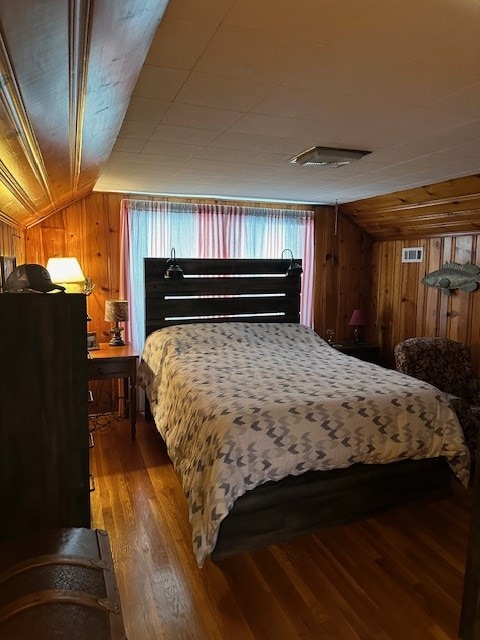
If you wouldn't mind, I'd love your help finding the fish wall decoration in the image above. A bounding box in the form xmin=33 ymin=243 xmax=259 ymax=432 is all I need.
xmin=421 ymin=262 xmax=480 ymax=295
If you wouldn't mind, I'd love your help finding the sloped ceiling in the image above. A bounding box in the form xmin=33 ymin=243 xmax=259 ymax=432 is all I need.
xmin=1 ymin=0 xmax=480 ymax=231
xmin=0 ymin=0 xmax=168 ymax=228
xmin=341 ymin=173 xmax=480 ymax=240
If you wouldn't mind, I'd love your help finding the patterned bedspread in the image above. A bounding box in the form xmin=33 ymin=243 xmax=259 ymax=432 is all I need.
xmin=138 ymin=322 xmax=470 ymax=566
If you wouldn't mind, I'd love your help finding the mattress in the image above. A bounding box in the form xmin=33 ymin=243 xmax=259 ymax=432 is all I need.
xmin=138 ymin=322 xmax=470 ymax=565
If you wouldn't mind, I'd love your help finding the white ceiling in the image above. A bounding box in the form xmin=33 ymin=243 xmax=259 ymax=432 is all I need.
xmin=94 ymin=0 xmax=480 ymax=205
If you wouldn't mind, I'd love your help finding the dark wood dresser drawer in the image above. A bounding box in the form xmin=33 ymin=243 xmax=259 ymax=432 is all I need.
xmin=88 ymin=359 xmax=133 ymax=378
xmin=0 ymin=528 xmax=126 ymax=640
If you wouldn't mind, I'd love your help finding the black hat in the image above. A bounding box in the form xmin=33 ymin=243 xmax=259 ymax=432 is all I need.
xmin=5 ymin=264 xmax=66 ymax=293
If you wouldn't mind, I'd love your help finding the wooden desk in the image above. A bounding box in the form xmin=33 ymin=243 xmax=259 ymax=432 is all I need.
xmin=87 ymin=343 xmax=138 ymax=440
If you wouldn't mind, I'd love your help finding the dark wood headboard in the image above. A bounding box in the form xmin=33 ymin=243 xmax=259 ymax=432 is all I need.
xmin=144 ymin=257 xmax=302 ymax=338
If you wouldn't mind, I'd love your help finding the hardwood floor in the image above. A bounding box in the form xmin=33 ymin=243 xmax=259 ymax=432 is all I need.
xmin=90 ymin=415 xmax=473 ymax=640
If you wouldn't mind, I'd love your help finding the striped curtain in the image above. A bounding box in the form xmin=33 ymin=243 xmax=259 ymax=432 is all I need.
xmin=120 ymin=199 xmax=314 ymax=355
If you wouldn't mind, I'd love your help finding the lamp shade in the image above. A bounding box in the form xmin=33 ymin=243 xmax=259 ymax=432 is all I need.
xmin=349 ymin=309 xmax=368 ymax=326
xmin=104 ymin=300 xmax=129 ymax=323
xmin=281 ymin=248 xmax=303 ymax=277
xmin=165 ymin=248 xmax=184 ymax=279
xmin=46 ymin=257 xmax=85 ymax=284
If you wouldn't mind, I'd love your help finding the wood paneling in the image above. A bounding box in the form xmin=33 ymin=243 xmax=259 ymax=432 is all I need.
xmin=371 ymin=235 xmax=480 ymax=371
xmin=25 ymin=192 xmax=124 ymax=340
xmin=0 ymin=220 xmax=25 ymax=264
xmin=25 ymin=191 xmax=128 ymax=415
xmin=337 ymin=175 xmax=480 ymax=373
xmin=314 ymin=205 xmax=374 ymax=344
xmin=341 ymin=175 xmax=480 ymax=240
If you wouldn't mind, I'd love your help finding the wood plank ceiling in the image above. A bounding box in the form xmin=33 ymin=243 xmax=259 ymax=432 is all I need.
xmin=340 ymin=174 xmax=480 ymax=240
xmin=0 ymin=0 xmax=168 ymax=228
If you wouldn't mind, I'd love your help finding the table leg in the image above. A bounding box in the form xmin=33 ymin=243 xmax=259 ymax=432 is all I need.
xmin=130 ymin=379 xmax=136 ymax=440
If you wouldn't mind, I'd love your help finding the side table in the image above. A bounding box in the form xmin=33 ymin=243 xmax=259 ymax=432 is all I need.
xmin=87 ymin=343 xmax=138 ymax=440
xmin=332 ymin=342 xmax=382 ymax=365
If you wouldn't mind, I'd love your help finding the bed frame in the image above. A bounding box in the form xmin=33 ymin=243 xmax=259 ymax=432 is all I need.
xmin=144 ymin=257 xmax=452 ymax=561
xmin=144 ymin=256 xmax=302 ymax=332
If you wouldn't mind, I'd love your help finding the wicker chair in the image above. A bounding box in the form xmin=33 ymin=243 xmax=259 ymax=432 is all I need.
xmin=394 ymin=337 xmax=480 ymax=461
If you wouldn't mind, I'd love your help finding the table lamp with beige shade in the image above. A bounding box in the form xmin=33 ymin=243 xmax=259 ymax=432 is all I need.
xmin=104 ymin=300 xmax=129 ymax=346
xmin=46 ymin=256 xmax=94 ymax=320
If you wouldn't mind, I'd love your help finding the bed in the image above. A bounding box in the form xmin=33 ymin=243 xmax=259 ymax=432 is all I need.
xmin=139 ymin=257 xmax=470 ymax=566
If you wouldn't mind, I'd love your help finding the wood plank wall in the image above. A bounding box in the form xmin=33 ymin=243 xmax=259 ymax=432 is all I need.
xmin=0 ymin=220 xmax=25 ymax=265
xmin=25 ymin=192 xmax=124 ymax=341
xmin=344 ymin=175 xmax=480 ymax=373
xmin=372 ymin=234 xmax=480 ymax=371
xmin=314 ymin=205 xmax=374 ymax=344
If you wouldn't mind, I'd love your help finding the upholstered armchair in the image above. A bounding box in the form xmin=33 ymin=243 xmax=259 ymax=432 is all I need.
xmin=394 ymin=337 xmax=480 ymax=461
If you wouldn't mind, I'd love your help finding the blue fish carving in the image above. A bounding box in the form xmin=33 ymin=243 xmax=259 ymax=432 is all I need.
xmin=421 ymin=262 xmax=480 ymax=295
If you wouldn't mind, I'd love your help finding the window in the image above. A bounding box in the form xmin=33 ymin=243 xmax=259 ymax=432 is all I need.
xmin=120 ymin=200 xmax=314 ymax=354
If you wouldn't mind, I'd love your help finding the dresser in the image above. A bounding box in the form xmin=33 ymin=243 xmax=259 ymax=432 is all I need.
xmin=0 ymin=294 xmax=90 ymax=543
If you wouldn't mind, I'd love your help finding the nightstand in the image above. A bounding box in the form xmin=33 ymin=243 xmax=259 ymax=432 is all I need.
xmin=87 ymin=343 xmax=139 ymax=440
xmin=332 ymin=343 xmax=382 ymax=365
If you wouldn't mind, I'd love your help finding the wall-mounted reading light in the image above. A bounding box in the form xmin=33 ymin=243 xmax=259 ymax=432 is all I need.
xmin=281 ymin=249 xmax=303 ymax=277
xmin=165 ymin=248 xmax=184 ymax=279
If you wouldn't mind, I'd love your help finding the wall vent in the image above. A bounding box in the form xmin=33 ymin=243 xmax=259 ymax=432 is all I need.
xmin=402 ymin=247 xmax=423 ymax=263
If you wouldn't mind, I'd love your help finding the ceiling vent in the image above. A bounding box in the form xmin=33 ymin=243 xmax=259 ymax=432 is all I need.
xmin=289 ymin=146 xmax=371 ymax=167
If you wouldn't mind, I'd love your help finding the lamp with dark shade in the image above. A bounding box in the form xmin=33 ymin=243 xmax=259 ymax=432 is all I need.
xmin=105 ymin=300 xmax=129 ymax=346
xmin=349 ymin=309 xmax=368 ymax=343
xmin=165 ymin=248 xmax=184 ymax=279
xmin=281 ymin=248 xmax=303 ymax=278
